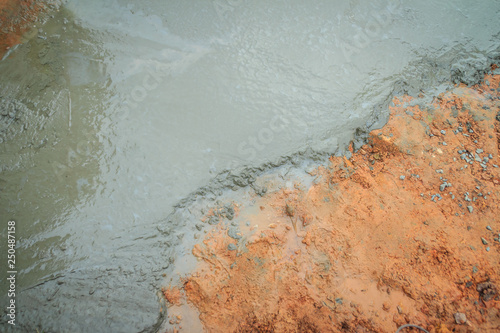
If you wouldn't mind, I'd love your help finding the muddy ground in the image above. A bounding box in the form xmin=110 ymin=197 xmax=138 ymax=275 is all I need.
xmin=162 ymin=70 xmax=500 ymax=332
xmin=0 ymin=0 xmax=56 ymax=59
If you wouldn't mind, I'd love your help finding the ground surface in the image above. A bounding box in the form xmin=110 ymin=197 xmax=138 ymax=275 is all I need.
xmin=163 ymin=70 xmax=500 ymax=332
xmin=0 ymin=0 xmax=51 ymax=58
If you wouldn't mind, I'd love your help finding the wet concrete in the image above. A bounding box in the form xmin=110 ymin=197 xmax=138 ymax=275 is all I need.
xmin=0 ymin=0 xmax=500 ymax=332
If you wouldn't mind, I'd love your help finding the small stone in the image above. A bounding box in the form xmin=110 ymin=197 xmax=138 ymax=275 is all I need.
xmin=476 ymin=149 xmax=483 ymax=154
xmin=439 ymin=184 xmax=446 ymax=191
xmin=228 ymin=227 xmax=242 ymax=240
xmin=486 ymin=225 xmax=492 ymax=231
xmin=481 ymin=237 xmax=488 ymax=245
xmin=477 ymin=282 xmax=498 ymax=301
xmin=442 ymin=142 xmax=447 ymax=146
xmin=467 ymin=206 xmax=473 ymax=213
xmin=436 ymin=169 xmax=444 ymax=174
xmin=382 ymin=302 xmax=390 ymax=311
xmin=440 ymin=130 xmax=446 ymax=135
xmin=454 ymin=312 xmax=467 ymax=325
xmin=486 ymin=247 xmax=490 ymax=252
xmin=228 ymin=243 xmax=238 ymax=251
xmin=400 ymin=175 xmax=405 ymax=180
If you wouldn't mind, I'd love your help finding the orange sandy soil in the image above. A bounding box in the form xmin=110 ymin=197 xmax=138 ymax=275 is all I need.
xmin=0 ymin=0 xmax=48 ymax=58
xmin=164 ymin=70 xmax=500 ymax=332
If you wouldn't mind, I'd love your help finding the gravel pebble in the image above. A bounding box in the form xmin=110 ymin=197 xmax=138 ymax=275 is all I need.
xmin=454 ymin=312 xmax=467 ymax=325
xmin=228 ymin=227 xmax=242 ymax=240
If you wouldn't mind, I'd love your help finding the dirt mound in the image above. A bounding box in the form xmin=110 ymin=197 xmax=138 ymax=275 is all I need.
xmin=164 ymin=69 xmax=500 ymax=332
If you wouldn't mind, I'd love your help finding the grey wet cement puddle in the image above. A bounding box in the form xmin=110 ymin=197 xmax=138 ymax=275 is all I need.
xmin=0 ymin=0 xmax=500 ymax=331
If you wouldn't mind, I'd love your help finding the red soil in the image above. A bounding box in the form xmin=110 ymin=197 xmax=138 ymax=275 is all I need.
xmin=0 ymin=0 xmax=48 ymax=58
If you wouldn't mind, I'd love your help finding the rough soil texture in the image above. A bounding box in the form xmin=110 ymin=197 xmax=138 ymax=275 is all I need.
xmin=164 ymin=70 xmax=500 ymax=332
xmin=0 ymin=0 xmax=49 ymax=58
